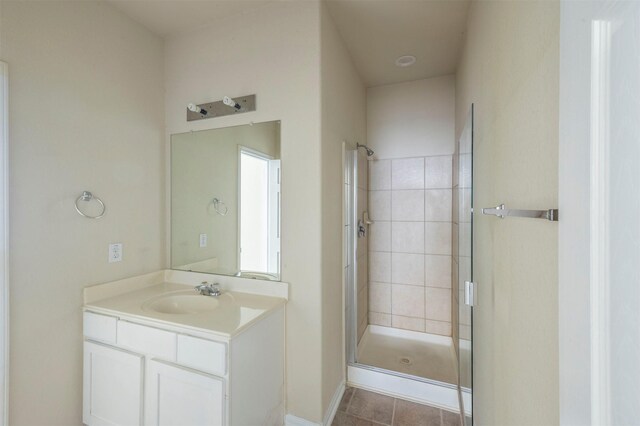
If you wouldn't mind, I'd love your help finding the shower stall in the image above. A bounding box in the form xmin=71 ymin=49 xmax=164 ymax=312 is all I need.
xmin=344 ymin=107 xmax=473 ymax=422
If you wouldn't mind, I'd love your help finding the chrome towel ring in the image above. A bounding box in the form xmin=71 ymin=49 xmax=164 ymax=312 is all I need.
xmin=75 ymin=191 xmax=106 ymax=219
xmin=212 ymin=198 xmax=228 ymax=216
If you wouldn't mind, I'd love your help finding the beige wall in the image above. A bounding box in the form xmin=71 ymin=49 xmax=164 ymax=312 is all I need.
xmin=320 ymin=2 xmax=366 ymax=417
xmin=171 ymin=122 xmax=279 ymax=272
xmin=367 ymin=76 xmax=455 ymax=159
xmin=455 ymin=1 xmax=559 ymax=424
xmin=164 ymin=2 xmax=334 ymax=421
xmin=0 ymin=1 xmax=165 ymax=424
xmin=0 ymin=0 xmax=361 ymax=422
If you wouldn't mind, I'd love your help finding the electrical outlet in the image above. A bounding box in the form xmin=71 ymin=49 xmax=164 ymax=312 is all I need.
xmin=199 ymin=233 xmax=207 ymax=248
xmin=109 ymin=243 xmax=123 ymax=263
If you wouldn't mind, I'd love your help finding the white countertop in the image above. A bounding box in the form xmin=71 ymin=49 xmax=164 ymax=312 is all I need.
xmin=84 ymin=271 xmax=288 ymax=338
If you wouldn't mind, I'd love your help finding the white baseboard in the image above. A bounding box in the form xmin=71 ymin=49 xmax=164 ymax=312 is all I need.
xmin=322 ymin=380 xmax=345 ymax=426
xmin=285 ymin=380 xmax=345 ymax=426
xmin=347 ymin=365 xmax=459 ymax=413
xmin=284 ymin=414 xmax=320 ymax=426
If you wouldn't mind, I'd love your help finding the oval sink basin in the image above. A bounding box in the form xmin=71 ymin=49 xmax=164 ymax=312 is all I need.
xmin=142 ymin=292 xmax=220 ymax=315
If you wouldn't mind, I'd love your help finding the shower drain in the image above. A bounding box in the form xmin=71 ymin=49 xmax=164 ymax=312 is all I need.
xmin=398 ymin=356 xmax=413 ymax=366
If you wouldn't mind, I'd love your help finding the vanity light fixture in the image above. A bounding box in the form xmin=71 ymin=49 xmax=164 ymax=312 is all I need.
xmin=395 ymin=55 xmax=416 ymax=67
xmin=186 ymin=94 xmax=256 ymax=122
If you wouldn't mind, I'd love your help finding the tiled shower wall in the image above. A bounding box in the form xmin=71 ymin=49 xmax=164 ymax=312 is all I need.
xmin=367 ymin=155 xmax=453 ymax=336
xmin=356 ymin=150 xmax=369 ymax=342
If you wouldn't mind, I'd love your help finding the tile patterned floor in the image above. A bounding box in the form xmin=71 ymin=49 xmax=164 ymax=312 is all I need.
xmin=332 ymin=387 xmax=462 ymax=426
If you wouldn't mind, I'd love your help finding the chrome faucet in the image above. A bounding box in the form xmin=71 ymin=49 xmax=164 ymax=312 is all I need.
xmin=194 ymin=282 xmax=222 ymax=297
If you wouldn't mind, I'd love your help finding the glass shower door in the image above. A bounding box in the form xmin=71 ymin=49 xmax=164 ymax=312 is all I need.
xmin=457 ymin=105 xmax=473 ymax=425
xmin=344 ymin=148 xmax=358 ymax=365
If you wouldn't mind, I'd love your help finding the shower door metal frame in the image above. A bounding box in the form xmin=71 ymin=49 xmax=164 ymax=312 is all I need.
xmin=0 ymin=61 xmax=8 ymax=426
xmin=457 ymin=104 xmax=474 ymax=426
xmin=345 ymin=148 xmax=358 ymax=366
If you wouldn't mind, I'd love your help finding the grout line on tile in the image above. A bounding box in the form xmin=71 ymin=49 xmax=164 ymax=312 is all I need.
xmin=369 ymin=187 xmax=452 ymax=192
xmin=369 ymin=153 xmax=454 ymax=162
xmin=391 ymin=398 xmax=397 ymax=426
xmin=390 ymin=283 xmax=426 ymax=289
xmin=344 ymin=388 xmax=354 ymax=413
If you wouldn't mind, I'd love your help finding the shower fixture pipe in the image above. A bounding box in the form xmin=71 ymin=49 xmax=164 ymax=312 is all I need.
xmin=356 ymin=143 xmax=375 ymax=157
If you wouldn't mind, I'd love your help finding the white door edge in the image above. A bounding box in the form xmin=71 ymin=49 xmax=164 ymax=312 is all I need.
xmin=0 ymin=60 xmax=9 ymax=426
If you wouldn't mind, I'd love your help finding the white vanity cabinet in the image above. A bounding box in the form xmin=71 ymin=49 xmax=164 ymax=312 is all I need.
xmin=83 ymin=341 xmax=144 ymax=426
xmin=82 ymin=308 xmax=284 ymax=426
xmin=145 ymin=360 xmax=225 ymax=426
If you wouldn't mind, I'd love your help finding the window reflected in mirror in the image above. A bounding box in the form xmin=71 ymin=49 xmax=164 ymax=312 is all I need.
xmin=239 ymin=148 xmax=280 ymax=274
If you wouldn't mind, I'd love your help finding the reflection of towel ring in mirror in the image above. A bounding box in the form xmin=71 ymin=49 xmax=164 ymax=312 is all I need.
xmin=212 ymin=198 xmax=228 ymax=216
xmin=75 ymin=191 xmax=106 ymax=219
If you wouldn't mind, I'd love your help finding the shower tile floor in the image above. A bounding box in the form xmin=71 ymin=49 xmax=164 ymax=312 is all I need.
xmin=357 ymin=325 xmax=457 ymax=384
xmin=332 ymin=387 xmax=462 ymax=426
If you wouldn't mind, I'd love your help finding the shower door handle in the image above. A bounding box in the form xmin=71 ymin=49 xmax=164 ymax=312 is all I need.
xmin=357 ymin=220 xmax=366 ymax=238
xmin=464 ymin=281 xmax=476 ymax=306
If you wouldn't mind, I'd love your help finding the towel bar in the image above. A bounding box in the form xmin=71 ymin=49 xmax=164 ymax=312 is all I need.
xmin=481 ymin=204 xmax=558 ymax=221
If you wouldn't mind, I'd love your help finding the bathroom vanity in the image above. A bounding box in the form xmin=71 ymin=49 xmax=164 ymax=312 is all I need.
xmin=81 ymin=120 xmax=287 ymax=425
xmin=82 ymin=270 xmax=287 ymax=426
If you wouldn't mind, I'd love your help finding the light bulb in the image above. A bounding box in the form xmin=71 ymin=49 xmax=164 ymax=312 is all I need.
xmin=187 ymin=103 xmax=207 ymax=115
xmin=223 ymin=96 xmax=242 ymax=110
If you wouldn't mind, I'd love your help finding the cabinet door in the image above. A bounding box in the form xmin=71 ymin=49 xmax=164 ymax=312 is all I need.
xmin=145 ymin=359 xmax=225 ymax=426
xmin=83 ymin=341 xmax=144 ymax=426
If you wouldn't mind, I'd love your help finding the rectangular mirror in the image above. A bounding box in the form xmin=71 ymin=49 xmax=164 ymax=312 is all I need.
xmin=171 ymin=121 xmax=281 ymax=281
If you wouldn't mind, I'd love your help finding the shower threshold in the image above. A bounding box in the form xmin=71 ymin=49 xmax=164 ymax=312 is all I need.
xmin=348 ymin=325 xmax=460 ymax=412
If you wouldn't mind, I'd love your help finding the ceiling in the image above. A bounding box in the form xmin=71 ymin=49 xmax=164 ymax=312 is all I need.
xmin=107 ymin=0 xmax=470 ymax=87
xmin=324 ymin=0 xmax=470 ymax=87
xmin=107 ymin=0 xmax=278 ymax=38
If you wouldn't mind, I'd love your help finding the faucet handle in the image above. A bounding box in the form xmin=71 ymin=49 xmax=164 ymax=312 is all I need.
xmin=195 ymin=282 xmax=222 ymax=296
xmin=209 ymin=283 xmax=222 ymax=296
xmin=194 ymin=281 xmax=209 ymax=292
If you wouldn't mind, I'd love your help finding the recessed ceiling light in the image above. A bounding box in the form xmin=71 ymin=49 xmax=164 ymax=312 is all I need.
xmin=395 ymin=55 xmax=416 ymax=67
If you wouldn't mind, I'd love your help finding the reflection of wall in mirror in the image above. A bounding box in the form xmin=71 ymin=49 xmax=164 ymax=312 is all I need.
xmin=171 ymin=121 xmax=280 ymax=275
xmin=175 ymin=257 xmax=219 ymax=273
